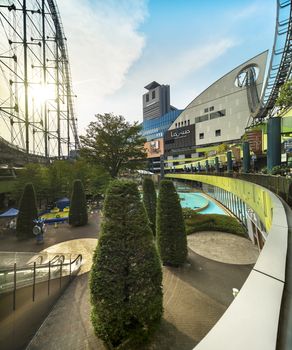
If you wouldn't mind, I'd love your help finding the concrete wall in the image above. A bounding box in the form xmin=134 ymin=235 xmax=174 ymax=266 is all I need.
xmin=0 ymin=276 xmax=71 ymax=350
xmin=166 ymin=173 xmax=289 ymax=350
xmin=169 ymin=51 xmax=268 ymax=146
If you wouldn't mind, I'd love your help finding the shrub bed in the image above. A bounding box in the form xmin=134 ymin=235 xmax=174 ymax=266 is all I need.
xmin=182 ymin=208 xmax=246 ymax=236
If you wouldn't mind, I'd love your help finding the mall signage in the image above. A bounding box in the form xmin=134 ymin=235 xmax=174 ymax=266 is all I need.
xmin=170 ymin=129 xmax=191 ymax=139
xmin=246 ymin=130 xmax=262 ymax=155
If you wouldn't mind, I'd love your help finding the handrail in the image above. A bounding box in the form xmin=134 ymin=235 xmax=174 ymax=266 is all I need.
xmin=166 ymin=173 xmax=289 ymax=350
xmin=49 ymin=254 xmax=65 ymax=265
xmin=0 ymin=254 xmax=82 ymax=294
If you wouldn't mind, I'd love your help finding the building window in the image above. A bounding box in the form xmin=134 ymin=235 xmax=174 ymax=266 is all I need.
xmin=175 ymin=123 xmax=177 ymax=128
xmin=188 ymin=120 xmax=190 ymax=125
xmin=195 ymin=114 xmax=209 ymax=123
xmin=210 ymin=106 xmax=214 ymax=111
xmin=184 ymin=120 xmax=187 ymax=125
xmin=199 ymin=133 xmax=204 ymax=139
xmin=146 ymin=94 xmax=149 ymax=102
xmin=152 ymin=90 xmax=156 ymax=99
xmin=215 ymin=129 xmax=221 ymax=137
xmin=204 ymin=107 xmax=209 ymax=113
xmin=210 ymin=109 xmax=226 ymax=120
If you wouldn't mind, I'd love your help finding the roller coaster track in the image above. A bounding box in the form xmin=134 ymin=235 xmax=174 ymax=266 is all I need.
xmin=47 ymin=0 xmax=80 ymax=150
xmin=256 ymin=0 xmax=292 ymax=120
xmin=0 ymin=1 xmax=79 ymax=160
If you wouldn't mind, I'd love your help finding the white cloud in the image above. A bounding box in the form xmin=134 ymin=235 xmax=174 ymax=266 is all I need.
xmin=153 ymin=38 xmax=235 ymax=83
xmin=229 ymin=3 xmax=260 ymax=21
xmin=74 ymin=36 xmax=235 ymax=129
xmin=57 ymin=0 xmax=148 ymax=130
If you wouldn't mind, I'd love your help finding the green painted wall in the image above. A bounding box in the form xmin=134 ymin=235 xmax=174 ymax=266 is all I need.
xmin=165 ymin=174 xmax=273 ymax=231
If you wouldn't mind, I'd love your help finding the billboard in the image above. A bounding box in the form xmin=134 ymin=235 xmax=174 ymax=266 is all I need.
xmin=164 ymin=124 xmax=196 ymax=154
xmin=144 ymin=138 xmax=164 ymax=158
xmin=246 ymin=130 xmax=263 ymax=154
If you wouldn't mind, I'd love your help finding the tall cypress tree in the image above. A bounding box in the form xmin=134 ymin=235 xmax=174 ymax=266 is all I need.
xmin=90 ymin=180 xmax=163 ymax=348
xmin=69 ymin=179 xmax=88 ymax=227
xmin=142 ymin=177 xmax=157 ymax=236
xmin=16 ymin=183 xmax=38 ymax=239
xmin=157 ymin=180 xmax=187 ymax=267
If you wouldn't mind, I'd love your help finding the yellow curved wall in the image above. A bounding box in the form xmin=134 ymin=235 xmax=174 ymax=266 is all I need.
xmin=165 ymin=174 xmax=273 ymax=231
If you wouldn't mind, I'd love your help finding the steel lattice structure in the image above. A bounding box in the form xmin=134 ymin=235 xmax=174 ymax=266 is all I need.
xmin=254 ymin=0 xmax=292 ymax=120
xmin=0 ymin=0 xmax=79 ymax=159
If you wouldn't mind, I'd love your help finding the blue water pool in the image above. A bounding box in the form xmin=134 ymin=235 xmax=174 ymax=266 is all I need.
xmin=178 ymin=192 xmax=227 ymax=215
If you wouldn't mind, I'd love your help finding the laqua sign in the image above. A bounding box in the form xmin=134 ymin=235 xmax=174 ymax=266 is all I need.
xmin=170 ymin=129 xmax=191 ymax=139
xmin=164 ymin=124 xmax=196 ymax=154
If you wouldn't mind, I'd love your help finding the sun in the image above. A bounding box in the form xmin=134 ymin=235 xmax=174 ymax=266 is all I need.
xmin=30 ymin=84 xmax=55 ymax=105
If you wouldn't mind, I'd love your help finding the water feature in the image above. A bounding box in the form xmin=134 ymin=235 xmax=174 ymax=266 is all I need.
xmin=178 ymin=192 xmax=227 ymax=215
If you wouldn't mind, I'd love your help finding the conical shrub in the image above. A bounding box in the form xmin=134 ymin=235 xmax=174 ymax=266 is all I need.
xmin=157 ymin=180 xmax=187 ymax=266
xmin=90 ymin=180 xmax=163 ymax=348
xmin=142 ymin=177 xmax=157 ymax=236
xmin=69 ymin=179 xmax=88 ymax=226
xmin=16 ymin=183 xmax=38 ymax=239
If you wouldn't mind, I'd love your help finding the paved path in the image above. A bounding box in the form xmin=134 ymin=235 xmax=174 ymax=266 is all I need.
xmin=187 ymin=231 xmax=259 ymax=265
xmin=27 ymin=234 xmax=253 ymax=350
xmin=0 ymin=211 xmax=100 ymax=254
xmin=40 ymin=238 xmax=98 ymax=274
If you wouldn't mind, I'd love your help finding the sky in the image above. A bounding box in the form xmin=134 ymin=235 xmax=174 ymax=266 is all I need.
xmin=57 ymin=0 xmax=276 ymax=134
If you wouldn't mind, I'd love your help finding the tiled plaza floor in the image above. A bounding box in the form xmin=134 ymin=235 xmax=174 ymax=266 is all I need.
xmin=26 ymin=230 xmax=254 ymax=350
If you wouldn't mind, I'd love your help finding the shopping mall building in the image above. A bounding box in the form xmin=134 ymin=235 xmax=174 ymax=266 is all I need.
xmin=141 ymin=51 xmax=276 ymax=172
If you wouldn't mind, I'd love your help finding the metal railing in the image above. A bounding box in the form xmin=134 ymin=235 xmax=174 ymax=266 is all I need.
xmin=0 ymin=253 xmax=82 ymax=309
xmin=165 ymin=169 xmax=292 ymax=207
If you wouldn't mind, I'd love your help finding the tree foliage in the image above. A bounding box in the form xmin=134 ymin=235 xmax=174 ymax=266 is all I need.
xmin=156 ymin=180 xmax=187 ymax=267
xmin=80 ymin=114 xmax=146 ymax=178
xmin=276 ymin=80 xmax=292 ymax=111
xmin=16 ymin=183 xmax=38 ymax=239
xmin=90 ymin=180 xmax=162 ymax=348
xmin=142 ymin=177 xmax=157 ymax=236
xmin=69 ymin=179 xmax=88 ymax=227
xmin=12 ymin=160 xmax=109 ymax=207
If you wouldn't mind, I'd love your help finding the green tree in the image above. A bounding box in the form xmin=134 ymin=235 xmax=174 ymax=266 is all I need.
xmin=80 ymin=113 xmax=146 ymax=178
xmin=12 ymin=160 xmax=110 ymax=209
xmin=156 ymin=180 xmax=187 ymax=267
xmin=69 ymin=179 xmax=88 ymax=226
xmin=142 ymin=177 xmax=157 ymax=236
xmin=276 ymin=80 xmax=292 ymax=111
xmin=16 ymin=183 xmax=38 ymax=239
xmin=12 ymin=164 xmax=48 ymax=208
xmin=90 ymin=180 xmax=163 ymax=348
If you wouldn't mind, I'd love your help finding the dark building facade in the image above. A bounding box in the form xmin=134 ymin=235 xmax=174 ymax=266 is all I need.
xmin=143 ymin=81 xmax=172 ymax=121
xmin=164 ymin=124 xmax=196 ymax=156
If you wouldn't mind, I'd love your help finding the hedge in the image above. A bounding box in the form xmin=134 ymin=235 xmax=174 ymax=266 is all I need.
xmin=182 ymin=208 xmax=246 ymax=236
xmin=156 ymin=180 xmax=187 ymax=267
xmin=90 ymin=180 xmax=163 ymax=349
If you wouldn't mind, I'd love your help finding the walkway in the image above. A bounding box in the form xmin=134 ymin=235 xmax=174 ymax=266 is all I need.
xmin=27 ymin=231 xmax=254 ymax=350
xmin=0 ymin=211 xmax=99 ymax=254
xmin=187 ymin=231 xmax=259 ymax=265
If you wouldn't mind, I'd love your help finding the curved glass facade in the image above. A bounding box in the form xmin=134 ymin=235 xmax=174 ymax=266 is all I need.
xmin=142 ymin=109 xmax=182 ymax=141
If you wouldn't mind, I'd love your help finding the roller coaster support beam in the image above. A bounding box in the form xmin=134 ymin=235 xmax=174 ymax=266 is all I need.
xmin=267 ymin=117 xmax=281 ymax=172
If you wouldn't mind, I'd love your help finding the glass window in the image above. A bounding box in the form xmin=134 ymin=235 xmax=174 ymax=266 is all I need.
xmin=188 ymin=120 xmax=190 ymax=125
xmin=152 ymin=90 xmax=155 ymax=99
xmin=210 ymin=109 xmax=226 ymax=120
xmin=210 ymin=106 xmax=214 ymax=111
xmin=184 ymin=120 xmax=187 ymax=125
xmin=204 ymin=108 xmax=209 ymax=113
xmin=175 ymin=123 xmax=177 ymax=128
xmin=199 ymin=133 xmax=204 ymax=139
xmin=146 ymin=94 xmax=149 ymax=102
xmin=215 ymin=129 xmax=221 ymax=136
xmin=195 ymin=114 xmax=209 ymax=123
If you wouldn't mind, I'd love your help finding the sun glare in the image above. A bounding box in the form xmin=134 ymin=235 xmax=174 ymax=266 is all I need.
xmin=31 ymin=84 xmax=55 ymax=105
